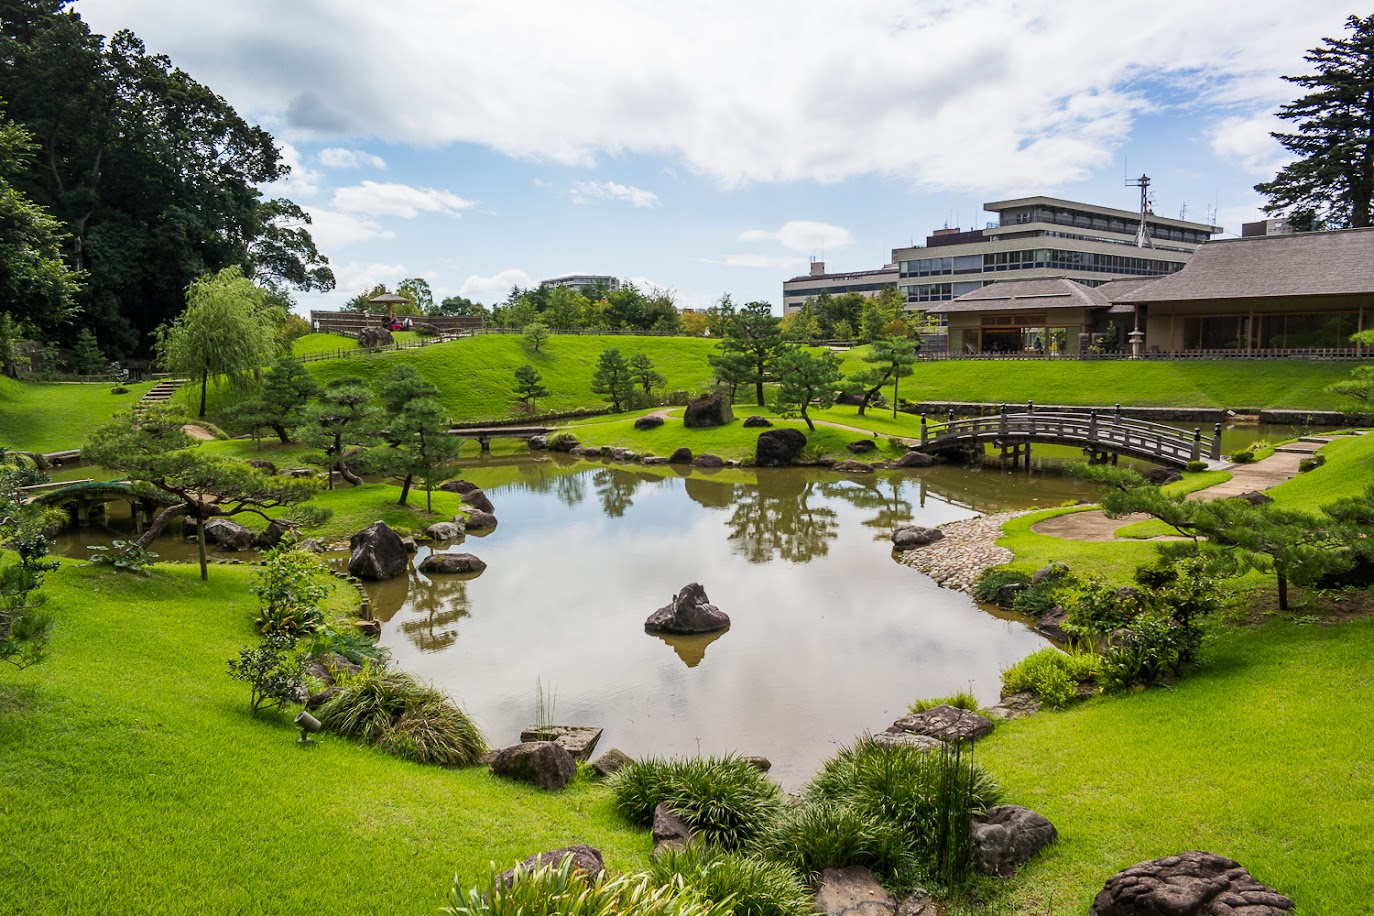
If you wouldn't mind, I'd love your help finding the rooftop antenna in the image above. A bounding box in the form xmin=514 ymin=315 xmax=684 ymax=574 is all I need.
xmin=1179 ymin=202 xmax=1188 ymax=221
xmin=1126 ymin=173 xmax=1153 ymax=248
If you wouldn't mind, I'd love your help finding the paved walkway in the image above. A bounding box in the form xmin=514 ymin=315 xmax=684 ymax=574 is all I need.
xmin=1029 ymin=438 xmax=1334 ymax=542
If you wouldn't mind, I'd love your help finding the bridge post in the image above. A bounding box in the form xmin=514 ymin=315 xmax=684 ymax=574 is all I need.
xmin=948 ymin=408 xmax=955 ymax=425
xmin=479 ymin=435 xmax=491 ymax=455
xmin=1211 ymin=423 xmax=1222 ymax=460
xmin=1089 ymin=408 xmax=1097 ymax=439
xmin=1191 ymin=428 xmax=1201 ymax=462
xmin=920 ymin=414 xmax=928 ymax=447
xmin=1115 ymin=403 xmax=1122 ymax=422
xmin=999 ymin=404 xmax=1008 ymax=438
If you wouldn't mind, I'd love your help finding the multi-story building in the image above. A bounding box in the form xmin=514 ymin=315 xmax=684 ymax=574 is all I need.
xmin=781 ymin=261 xmax=899 ymax=314
xmin=540 ymin=274 xmax=622 ymax=295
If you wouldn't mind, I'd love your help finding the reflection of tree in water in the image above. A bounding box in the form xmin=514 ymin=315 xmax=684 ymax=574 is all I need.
xmin=553 ymin=472 xmax=585 ymax=508
xmin=396 ymin=571 xmax=473 ymax=653
xmin=683 ymin=476 xmax=738 ymax=510
xmin=724 ymin=472 xmax=838 ymax=564
xmin=593 ymin=467 xmax=647 ymax=518
xmin=820 ymin=476 xmax=915 ymax=539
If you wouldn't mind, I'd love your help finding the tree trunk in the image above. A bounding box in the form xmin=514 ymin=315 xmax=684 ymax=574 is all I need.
xmin=892 ymin=373 xmax=900 ymax=420
xmin=398 ymin=474 xmax=413 ymax=506
xmin=335 ymin=460 xmax=364 ymax=487
xmin=273 ymin=424 xmax=289 ymax=444
xmin=755 ymin=380 xmax=765 ymax=407
xmin=199 ymin=370 xmax=209 ymax=418
xmin=136 ymin=503 xmax=189 ymax=549
xmin=1277 ymin=573 xmax=1289 ymax=611
xmin=802 ymin=407 xmax=815 ymax=431
xmin=196 ymin=516 xmax=209 ymax=581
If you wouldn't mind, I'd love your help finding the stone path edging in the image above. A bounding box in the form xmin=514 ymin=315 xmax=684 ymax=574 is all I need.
xmin=897 ymin=510 xmax=1037 ymax=593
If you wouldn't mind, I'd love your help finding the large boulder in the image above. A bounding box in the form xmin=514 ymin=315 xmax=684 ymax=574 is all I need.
xmin=871 ymin=731 xmax=945 ymax=753
xmin=488 ymin=741 xmax=578 ymax=791
xmin=1143 ymin=467 xmax=1184 ymax=486
xmin=357 ymin=326 xmax=393 ymax=349
xmin=1235 ymin=490 xmax=1273 ymax=506
xmin=418 ymin=552 xmax=487 ymax=575
xmin=691 ymin=453 xmax=725 ymax=468
xmin=548 ymin=433 xmax=581 ymax=452
xmin=202 ymin=518 xmax=254 ymax=551
xmin=755 ymin=428 xmax=808 ymax=467
xmin=347 ymin=521 xmax=409 ymax=580
xmin=439 ymin=479 xmax=479 ymax=495
xmin=426 ymin=520 xmax=465 ymax=541
xmin=971 ymin=805 xmax=1058 ymax=877
xmin=652 ymin=802 xmax=693 ymax=852
xmin=634 ymin=415 xmax=665 ymax=431
xmin=460 ymin=488 xmax=495 ymax=514
xmin=667 ymin=447 xmax=694 ymax=464
xmin=887 ymin=704 xmax=993 ymax=744
xmin=1089 ymin=850 xmax=1295 ymax=915
xmin=528 ymin=435 xmax=548 ymax=450
xmin=499 ymin=844 xmax=604 ymax=887
xmin=1033 ymin=562 xmax=1070 ymax=584
xmin=742 ymin=415 xmax=772 ymax=428
xmin=847 ymin=439 xmax=878 ymax=454
xmin=892 ymin=525 xmax=944 ymax=551
xmin=1036 ymin=607 xmax=1071 ymax=642
xmin=894 ymin=450 xmax=936 ymax=468
xmin=683 ymin=392 xmax=734 ymax=429
xmin=253 ymin=518 xmax=298 ymax=550
xmin=645 ymin=583 xmax=730 ymax=635
xmin=463 ymin=510 xmax=497 ymax=531
xmin=518 ymin=725 xmax=603 ymax=761
xmin=246 ymin=459 xmax=277 ymax=474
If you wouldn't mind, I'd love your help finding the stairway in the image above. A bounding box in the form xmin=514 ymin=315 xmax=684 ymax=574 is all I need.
xmin=136 ymin=378 xmax=189 ymax=411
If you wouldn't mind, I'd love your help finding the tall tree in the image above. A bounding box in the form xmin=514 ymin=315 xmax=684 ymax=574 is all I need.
xmin=232 ymin=354 xmax=321 ymax=444
xmin=372 ymin=397 xmax=458 ymax=510
xmin=300 ymin=376 xmax=377 ymax=488
xmin=590 ymin=348 xmax=634 ymax=412
xmin=396 ymin=278 xmax=433 ymax=315
xmin=846 ymin=336 xmax=917 ymax=417
xmin=512 ymin=364 xmax=549 ymax=413
xmin=153 ymin=267 xmax=281 ymax=417
xmin=773 ymin=349 xmax=844 ymax=431
xmin=523 ymin=320 xmax=551 ymax=353
xmin=710 ymin=300 xmax=791 ymax=407
xmin=627 ymin=352 xmax=665 ymax=402
xmin=1256 ymin=14 xmax=1374 ymax=229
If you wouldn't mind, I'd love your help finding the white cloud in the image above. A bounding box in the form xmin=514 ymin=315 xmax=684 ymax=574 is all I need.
xmin=332 ymin=180 xmax=474 ymax=219
xmin=739 ymin=220 xmax=855 ymax=253
xmin=1210 ymin=113 xmax=1290 ymax=177
xmin=318 ymin=147 xmax=387 ymax=169
xmin=570 ymin=180 xmax=660 ymax=208
xmin=460 ymin=268 xmax=534 ymax=303
xmin=702 ymin=254 xmax=807 ymax=270
xmin=302 ymin=206 xmax=395 ymax=250
xmin=332 ymin=260 xmax=411 ymax=297
xmin=264 ymin=141 xmax=320 ymax=198
xmin=81 ymin=0 xmax=1355 ymax=194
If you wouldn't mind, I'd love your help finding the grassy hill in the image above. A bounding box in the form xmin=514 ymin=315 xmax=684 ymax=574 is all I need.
xmin=0 ymin=377 xmax=156 ymax=453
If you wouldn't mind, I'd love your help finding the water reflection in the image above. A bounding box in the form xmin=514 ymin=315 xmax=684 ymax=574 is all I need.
xmin=724 ymin=475 xmax=838 ymax=564
xmin=655 ymin=628 xmax=730 ymax=668
xmin=396 ymin=572 xmax=473 ymax=652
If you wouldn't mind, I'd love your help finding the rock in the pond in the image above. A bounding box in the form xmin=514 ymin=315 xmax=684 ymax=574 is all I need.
xmin=253 ymin=517 xmax=298 ymax=550
xmin=489 ymin=741 xmax=577 ymax=791
xmin=742 ymin=415 xmax=772 ymax=428
xmin=755 ymin=428 xmax=808 ymax=467
xmin=872 ymin=731 xmax=945 ymax=753
xmin=297 ymin=538 xmax=326 ymax=554
xmin=1089 ymin=850 xmax=1295 ymax=916
xmin=634 ymin=415 xmax=665 ymax=431
xmin=418 ymin=552 xmax=486 ymax=575
xmin=400 ymin=537 xmax=418 ymax=553
xmin=691 ymin=453 xmax=725 ymax=468
xmin=440 ymin=479 xmax=480 ymax=494
xmin=426 ymin=521 xmax=465 ymax=541
xmin=894 ymin=450 xmax=935 ymax=468
xmin=463 ymin=509 xmax=497 ymax=531
xmin=500 ymin=844 xmax=605 ymax=887
xmin=971 ymin=805 xmax=1058 ymax=877
xmin=888 ymin=704 xmax=993 ymax=744
xmin=667 ymin=447 xmax=694 ymax=464
xmin=590 ymin=748 xmax=633 ymax=778
xmin=461 ymin=488 xmax=495 ymax=514
xmin=347 ymin=521 xmax=408 ymax=581
xmin=548 ymin=434 xmax=581 ymax=452
xmin=814 ymin=866 xmax=897 ymax=916
xmin=518 ymin=725 xmax=602 ymax=761
xmin=847 ymin=439 xmax=878 ymax=454
xmin=202 ymin=518 xmax=255 ymax=551
xmin=683 ymin=392 xmax=734 ymax=429
xmin=645 ymin=582 xmax=730 ymax=635
xmin=247 ymin=459 xmax=277 ymax=474
xmin=652 ymin=802 xmax=693 ymax=850
xmin=528 ymin=435 xmax=548 ymax=450
xmin=892 ymin=525 xmax=944 ymax=550
xmin=743 ymin=755 xmax=772 ymax=772
xmin=641 ymin=455 xmax=668 ymax=466
xmin=833 ymin=459 xmax=875 ymax=473
xmin=357 ymin=326 xmax=393 ymax=349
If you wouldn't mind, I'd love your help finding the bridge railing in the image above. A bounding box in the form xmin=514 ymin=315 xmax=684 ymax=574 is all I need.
xmin=918 ymin=408 xmax=1223 ymax=463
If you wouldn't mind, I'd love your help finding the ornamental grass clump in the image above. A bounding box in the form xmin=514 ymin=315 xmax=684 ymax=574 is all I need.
xmin=609 ymin=755 xmax=785 ymax=851
xmin=907 ymin=688 xmax=981 ymax=715
xmin=647 ymin=842 xmax=813 ymax=916
xmin=1000 ymin=647 xmax=1099 ymax=708
xmin=316 ymin=665 xmax=486 ymax=766
xmin=446 ymin=855 xmax=731 ymax=916
xmin=748 ymin=799 xmax=917 ymax=887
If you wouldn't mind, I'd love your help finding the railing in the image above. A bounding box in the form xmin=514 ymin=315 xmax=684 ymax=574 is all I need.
xmin=915 ymin=346 xmax=1367 ymax=362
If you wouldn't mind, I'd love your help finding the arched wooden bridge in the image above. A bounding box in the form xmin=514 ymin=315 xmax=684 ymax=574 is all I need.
xmin=917 ymin=407 xmax=1223 ymax=469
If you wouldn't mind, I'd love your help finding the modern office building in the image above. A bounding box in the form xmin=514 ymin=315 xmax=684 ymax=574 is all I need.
xmin=781 ymin=261 xmax=899 ymax=313
xmin=540 ymin=274 xmax=622 ymax=295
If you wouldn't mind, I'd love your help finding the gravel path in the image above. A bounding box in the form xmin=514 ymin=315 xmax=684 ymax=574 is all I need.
xmin=897 ymin=510 xmax=1037 ymax=593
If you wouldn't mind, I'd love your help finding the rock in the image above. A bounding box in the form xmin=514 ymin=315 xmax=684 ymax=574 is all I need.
xmin=971 ymin=805 xmax=1058 ymax=877
xmin=683 ymin=392 xmax=734 ymax=429
xmin=401 ymin=537 xmax=418 ymax=553
xmin=548 ymin=434 xmax=581 ymax=452
xmin=582 ymin=446 xmax=603 ymax=458
xmin=461 ymin=488 xmax=496 ymax=514
xmin=894 ymin=450 xmax=936 ymax=468
xmin=888 ymin=704 xmax=993 ymax=744
xmin=297 ymin=538 xmax=326 ymax=554
xmin=355 ymin=618 xmax=381 ymax=638
xmin=742 ymin=415 xmax=773 ymax=428
xmin=1144 ymin=467 xmax=1184 ymax=486
xmin=987 ymin=692 xmax=1041 ymax=722
xmin=691 ymin=453 xmax=725 ymax=468
xmin=1089 ymin=850 xmax=1295 ymax=916
xmin=892 ymin=525 xmax=944 ymax=550
xmin=1037 ymin=607 xmax=1071 ymax=642
xmin=439 ymin=479 xmax=480 ymax=495
xmin=667 ymin=447 xmax=694 ymax=464
xmin=568 ymin=447 xmax=585 ymax=457
xmin=347 ymin=521 xmax=408 ymax=581
xmin=1033 ymin=562 xmax=1070 ymax=584
xmin=833 ymin=459 xmax=875 ymax=473
xmin=645 ymin=582 xmax=731 ymax=635
xmin=305 ymin=686 xmax=339 ymax=710
xmin=610 ymin=448 xmax=628 ymax=460
xmin=634 ymin=415 xmax=665 ymax=431
xmin=1235 ymin=490 xmax=1274 ymax=506
xmin=202 ymin=518 xmax=255 ymax=551
xmin=418 ymin=552 xmax=487 ymax=575
xmin=994 ymin=583 xmax=1026 ymax=607
xmin=488 ymin=741 xmax=578 ymax=791
xmin=755 ymin=428 xmax=808 ymax=467
xmin=518 ymin=725 xmax=603 ymax=761
xmin=412 ymin=321 xmax=442 ymax=336
xmin=426 ymin=521 xmax=465 ymax=541
xmin=743 ymin=755 xmax=772 ymax=772
xmin=253 ymin=517 xmax=298 ymax=550
xmin=641 ymin=456 xmax=668 ymax=466
xmin=589 ymin=748 xmax=633 ymax=777
xmin=464 ymin=510 xmax=497 ymax=531
xmin=528 ymin=435 xmax=548 ymax=450
xmin=499 ymin=844 xmax=605 ymax=888
xmin=897 ymin=891 xmax=937 ymax=915
xmin=280 ymin=467 xmax=316 ymax=478
xmin=652 ymin=802 xmax=693 ymax=849
xmin=847 ymin=439 xmax=878 ymax=454
xmin=357 ymin=326 xmax=393 ymax=349
xmin=814 ymin=866 xmax=897 ymax=916
xmin=247 ymin=459 xmax=277 ymax=473
xmin=872 ymin=731 xmax=946 ymax=753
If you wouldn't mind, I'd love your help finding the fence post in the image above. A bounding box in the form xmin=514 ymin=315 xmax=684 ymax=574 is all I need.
xmin=1211 ymin=423 xmax=1223 ymax=460
xmin=1191 ymin=428 xmax=1201 ymax=462
xmin=1115 ymin=403 xmax=1122 ymax=422
xmin=1027 ymin=399 xmax=1033 ymax=415
xmin=920 ymin=414 xmax=928 ymax=446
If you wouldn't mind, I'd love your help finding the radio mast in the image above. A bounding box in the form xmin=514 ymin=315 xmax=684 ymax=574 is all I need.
xmin=1126 ymin=174 xmax=1153 ymax=248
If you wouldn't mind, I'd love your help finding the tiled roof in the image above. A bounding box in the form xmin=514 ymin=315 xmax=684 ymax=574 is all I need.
xmin=928 ymin=277 xmax=1109 ymax=313
xmin=1116 ymin=229 xmax=1374 ymax=302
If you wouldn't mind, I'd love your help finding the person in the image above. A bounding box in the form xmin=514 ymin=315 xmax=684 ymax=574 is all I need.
xmin=402 ymin=316 xmax=412 ymax=331
xmin=1033 ymin=337 xmax=1043 ymax=354
xmin=389 ymin=318 xmax=402 ymax=331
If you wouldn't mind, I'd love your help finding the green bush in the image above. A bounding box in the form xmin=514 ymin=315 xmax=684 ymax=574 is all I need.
xmin=1063 ymin=577 xmax=1144 ymax=638
xmin=1011 ymin=577 xmax=1066 ymax=616
xmin=749 ymin=800 xmax=916 ymax=886
xmin=908 ymin=688 xmax=981 ymax=715
xmin=316 ymin=665 xmax=486 ymax=766
xmin=252 ymin=545 xmax=331 ymax=639
xmin=1299 ymin=454 xmax=1326 ymax=472
xmin=447 ymin=856 xmax=730 ymax=916
xmin=1184 ymin=459 xmax=1208 ymax=473
xmin=548 ymin=432 xmax=580 ymax=452
xmin=1230 ymin=449 xmax=1256 ymax=463
xmin=608 ymin=756 xmax=785 ymax=850
xmin=1099 ymin=612 xmax=1187 ymax=690
xmin=110 ymin=386 xmax=129 ymax=395
xmin=1000 ymin=648 xmax=1094 ymax=708
xmin=227 ymin=634 xmax=307 ymax=716
xmin=971 ymin=568 xmax=1031 ymax=606
xmin=648 ymin=842 xmax=813 ymax=916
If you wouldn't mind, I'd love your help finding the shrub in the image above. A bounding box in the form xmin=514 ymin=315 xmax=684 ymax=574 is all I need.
xmin=1099 ymin=612 xmax=1187 ymax=690
xmin=227 ymin=634 xmax=307 ymax=716
xmin=308 ymin=622 xmax=389 ymax=667
xmin=85 ymin=539 xmax=158 ymax=575
xmin=648 ymin=842 xmax=813 ymax=916
xmin=447 ymin=856 xmax=730 ymax=916
xmin=1184 ymin=459 xmax=1208 ymax=473
xmin=1230 ymin=449 xmax=1256 ymax=464
xmin=908 ymin=688 xmax=980 ymax=715
xmin=749 ymin=800 xmax=916 ymax=886
xmin=609 ymin=756 xmax=785 ymax=850
xmin=377 ymin=696 xmax=487 ymax=767
xmin=110 ymin=386 xmax=129 ymax=395
xmin=548 ymin=433 xmax=580 ymax=452
xmin=316 ymin=665 xmax=486 ymax=765
xmin=1299 ymin=454 xmax=1326 ymax=473
xmin=252 ymin=545 xmax=331 ymax=639
xmin=1000 ymin=648 xmax=1092 ymax=708
xmin=1063 ymin=576 xmax=1144 ymax=638
xmin=1011 ymin=577 xmax=1066 ymax=616
xmin=971 ymin=568 xmax=1031 ymax=606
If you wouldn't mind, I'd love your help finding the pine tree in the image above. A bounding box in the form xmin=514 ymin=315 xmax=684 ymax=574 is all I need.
xmin=773 ymin=349 xmax=844 ymax=431
xmin=708 ymin=300 xmax=791 ymax=407
xmin=71 ymin=328 xmax=106 ymax=375
xmin=513 ymin=364 xmax=549 ymax=413
xmin=590 ymin=348 xmax=634 ymax=412
xmin=627 ymin=353 xmax=665 ymax=402
xmin=1255 ymin=14 xmax=1374 ymax=229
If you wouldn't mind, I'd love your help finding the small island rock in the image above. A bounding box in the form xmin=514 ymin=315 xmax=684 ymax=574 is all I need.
xmin=645 ymin=583 xmax=730 ymax=635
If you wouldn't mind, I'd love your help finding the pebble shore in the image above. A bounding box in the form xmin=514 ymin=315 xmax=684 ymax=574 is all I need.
xmin=897 ymin=511 xmax=1036 ymax=593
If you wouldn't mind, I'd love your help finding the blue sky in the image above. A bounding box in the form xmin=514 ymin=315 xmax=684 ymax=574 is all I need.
xmin=79 ymin=0 xmax=1357 ymax=314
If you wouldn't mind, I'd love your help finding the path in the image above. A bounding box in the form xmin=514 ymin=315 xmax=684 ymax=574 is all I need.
xmin=1029 ymin=437 xmax=1335 ymax=541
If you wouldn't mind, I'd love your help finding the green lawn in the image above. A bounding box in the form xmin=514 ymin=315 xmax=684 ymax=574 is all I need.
xmin=290 ymin=331 xmax=359 ymax=358
xmin=0 ymin=561 xmax=651 ymax=915
xmin=0 ymin=377 xmax=156 ymax=453
xmin=1266 ymin=431 xmax=1374 ymax=509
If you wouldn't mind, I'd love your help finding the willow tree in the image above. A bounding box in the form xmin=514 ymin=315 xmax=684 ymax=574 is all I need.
xmin=154 ymin=267 xmax=281 ymax=417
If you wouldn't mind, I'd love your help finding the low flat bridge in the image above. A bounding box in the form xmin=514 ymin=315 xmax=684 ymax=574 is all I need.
xmin=917 ymin=407 xmax=1223 ymax=469
xmin=447 ymin=425 xmax=550 ymax=454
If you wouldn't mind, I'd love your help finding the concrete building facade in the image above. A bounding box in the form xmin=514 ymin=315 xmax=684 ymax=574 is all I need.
xmin=782 ymin=261 xmax=899 ymax=313
xmin=540 ymin=274 xmax=622 ymax=295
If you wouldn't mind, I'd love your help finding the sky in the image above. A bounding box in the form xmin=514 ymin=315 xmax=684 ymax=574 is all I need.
xmin=78 ymin=1 xmax=1357 ymax=315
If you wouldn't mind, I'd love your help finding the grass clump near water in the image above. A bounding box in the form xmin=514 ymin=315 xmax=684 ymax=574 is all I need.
xmin=609 ymin=755 xmax=786 ymax=851
xmin=318 ymin=665 xmax=488 ymax=767
xmin=1000 ymin=648 xmax=1100 ymax=709
xmin=907 ymin=688 xmax=983 ymax=715
xmin=647 ymin=842 xmax=814 ymax=916
xmin=749 ymin=800 xmax=917 ymax=888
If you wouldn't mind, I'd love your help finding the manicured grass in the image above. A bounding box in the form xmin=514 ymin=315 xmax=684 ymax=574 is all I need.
xmin=0 ymin=377 xmax=156 ymax=453
xmin=0 ymin=561 xmax=651 ymax=915
xmin=976 ymin=616 xmax=1374 ymax=914
xmin=305 ymin=482 xmax=470 ymax=541
xmin=1267 ymin=431 xmax=1374 ymax=510
xmin=995 ymin=507 xmax=1162 ymax=583
xmin=290 ymin=332 xmax=359 ymax=358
